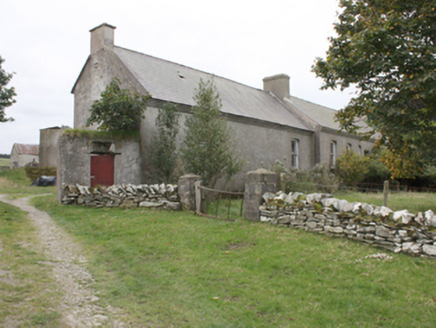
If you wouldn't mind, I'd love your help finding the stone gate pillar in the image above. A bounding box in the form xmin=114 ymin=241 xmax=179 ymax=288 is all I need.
xmin=178 ymin=174 xmax=201 ymax=211
xmin=244 ymin=169 xmax=278 ymax=221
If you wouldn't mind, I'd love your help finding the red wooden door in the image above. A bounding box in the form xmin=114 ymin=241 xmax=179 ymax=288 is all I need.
xmin=90 ymin=155 xmax=114 ymax=187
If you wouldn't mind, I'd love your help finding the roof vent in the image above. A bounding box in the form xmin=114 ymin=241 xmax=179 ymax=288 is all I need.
xmin=177 ymin=71 xmax=185 ymax=79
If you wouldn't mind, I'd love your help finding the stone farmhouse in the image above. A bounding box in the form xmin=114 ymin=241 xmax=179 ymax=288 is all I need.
xmin=10 ymin=143 xmax=39 ymax=168
xmin=59 ymin=23 xmax=373 ymax=191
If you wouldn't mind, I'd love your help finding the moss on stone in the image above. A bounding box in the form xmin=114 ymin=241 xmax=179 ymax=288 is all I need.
xmin=63 ymin=128 xmax=140 ymax=141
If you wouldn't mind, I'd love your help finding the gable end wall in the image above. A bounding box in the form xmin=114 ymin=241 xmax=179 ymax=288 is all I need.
xmin=73 ymin=48 xmax=140 ymax=130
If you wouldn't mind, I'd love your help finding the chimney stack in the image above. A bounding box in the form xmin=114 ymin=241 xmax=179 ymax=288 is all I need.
xmin=90 ymin=23 xmax=116 ymax=54
xmin=263 ymin=74 xmax=290 ymax=100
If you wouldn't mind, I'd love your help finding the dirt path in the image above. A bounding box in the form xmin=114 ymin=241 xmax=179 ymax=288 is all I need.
xmin=0 ymin=194 xmax=123 ymax=327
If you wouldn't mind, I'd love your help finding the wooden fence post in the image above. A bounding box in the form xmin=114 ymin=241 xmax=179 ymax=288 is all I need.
xmin=383 ymin=180 xmax=389 ymax=207
xmin=195 ymin=180 xmax=201 ymax=213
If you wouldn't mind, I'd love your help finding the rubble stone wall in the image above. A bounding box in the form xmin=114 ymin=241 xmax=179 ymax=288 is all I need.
xmin=260 ymin=191 xmax=436 ymax=258
xmin=61 ymin=183 xmax=180 ymax=210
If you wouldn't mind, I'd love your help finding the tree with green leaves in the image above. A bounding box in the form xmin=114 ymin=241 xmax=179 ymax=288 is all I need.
xmin=313 ymin=0 xmax=436 ymax=179
xmin=86 ymin=78 xmax=149 ymax=131
xmin=150 ymin=102 xmax=181 ymax=183
xmin=0 ymin=56 xmax=17 ymax=122
xmin=181 ymin=79 xmax=244 ymax=188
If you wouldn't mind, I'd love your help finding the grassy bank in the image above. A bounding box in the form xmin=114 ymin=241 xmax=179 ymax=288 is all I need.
xmin=335 ymin=190 xmax=436 ymax=213
xmin=0 ymin=158 xmax=10 ymax=167
xmin=34 ymin=195 xmax=436 ymax=327
xmin=0 ymin=200 xmax=62 ymax=326
xmin=0 ymin=167 xmax=56 ymax=195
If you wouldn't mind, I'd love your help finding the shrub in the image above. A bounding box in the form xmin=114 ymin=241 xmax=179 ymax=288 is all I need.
xmin=335 ymin=149 xmax=368 ymax=187
xmin=421 ymin=165 xmax=436 ymax=188
xmin=271 ymin=160 xmax=339 ymax=194
xmin=25 ymin=167 xmax=56 ymax=183
xmin=362 ymin=148 xmax=391 ymax=184
xmin=181 ymin=79 xmax=244 ymax=187
xmin=150 ymin=102 xmax=181 ymax=183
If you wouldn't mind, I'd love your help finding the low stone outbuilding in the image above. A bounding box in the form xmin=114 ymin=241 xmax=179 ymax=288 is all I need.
xmin=10 ymin=143 xmax=39 ymax=168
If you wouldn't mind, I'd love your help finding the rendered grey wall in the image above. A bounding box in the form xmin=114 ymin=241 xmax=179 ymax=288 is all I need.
xmin=113 ymin=140 xmax=142 ymax=185
xmin=140 ymin=107 xmax=314 ymax=189
xmin=58 ymin=134 xmax=90 ymax=195
xmin=39 ymin=128 xmax=62 ymax=167
xmin=319 ymin=130 xmax=374 ymax=166
xmin=73 ymin=48 xmax=135 ymax=129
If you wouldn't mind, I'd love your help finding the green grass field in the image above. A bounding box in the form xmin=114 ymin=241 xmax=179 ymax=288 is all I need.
xmin=1 ymin=169 xmax=436 ymax=326
xmin=335 ymin=190 xmax=436 ymax=213
xmin=0 ymin=158 xmax=10 ymax=167
xmin=0 ymin=167 xmax=56 ymax=195
xmin=33 ymin=195 xmax=436 ymax=327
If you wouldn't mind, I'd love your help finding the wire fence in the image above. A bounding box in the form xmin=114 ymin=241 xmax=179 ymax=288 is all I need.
xmin=286 ymin=181 xmax=436 ymax=212
xmin=193 ymin=180 xmax=435 ymax=221
xmin=285 ymin=181 xmax=436 ymax=194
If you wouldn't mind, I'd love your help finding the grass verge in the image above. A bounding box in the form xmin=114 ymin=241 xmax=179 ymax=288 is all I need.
xmin=34 ymin=194 xmax=436 ymax=327
xmin=0 ymin=167 xmax=56 ymax=196
xmin=0 ymin=158 xmax=10 ymax=167
xmin=0 ymin=200 xmax=62 ymax=326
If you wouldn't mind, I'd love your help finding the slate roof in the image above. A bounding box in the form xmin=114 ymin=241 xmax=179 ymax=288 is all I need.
xmin=285 ymin=96 xmax=340 ymax=130
xmin=12 ymin=143 xmax=39 ymax=155
xmin=285 ymin=95 xmax=375 ymax=137
xmin=113 ymin=46 xmax=311 ymax=132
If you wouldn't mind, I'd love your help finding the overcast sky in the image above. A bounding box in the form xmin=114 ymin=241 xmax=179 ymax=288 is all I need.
xmin=0 ymin=0 xmax=351 ymax=154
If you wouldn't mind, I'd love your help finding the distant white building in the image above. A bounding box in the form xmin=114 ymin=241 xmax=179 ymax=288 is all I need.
xmin=10 ymin=143 xmax=39 ymax=168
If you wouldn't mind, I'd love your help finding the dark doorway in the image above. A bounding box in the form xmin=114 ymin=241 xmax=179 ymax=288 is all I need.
xmin=91 ymin=154 xmax=114 ymax=187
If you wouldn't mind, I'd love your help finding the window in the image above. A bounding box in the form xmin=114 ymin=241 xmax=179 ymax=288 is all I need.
xmin=291 ymin=139 xmax=299 ymax=168
xmin=358 ymin=145 xmax=363 ymax=156
xmin=346 ymin=143 xmax=352 ymax=151
xmin=330 ymin=141 xmax=337 ymax=167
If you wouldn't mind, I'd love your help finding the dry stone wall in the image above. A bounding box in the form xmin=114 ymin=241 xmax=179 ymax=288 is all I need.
xmin=61 ymin=183 xmax=180 ymax=210
xmin=260 ymin=191 xmax=436 ymax=258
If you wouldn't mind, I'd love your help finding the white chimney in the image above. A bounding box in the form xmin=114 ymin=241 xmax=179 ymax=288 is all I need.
xmin=263 ymin=74 xmax=290 ymax=100
xmin=90 ymin=23 xmax=116 ymax=54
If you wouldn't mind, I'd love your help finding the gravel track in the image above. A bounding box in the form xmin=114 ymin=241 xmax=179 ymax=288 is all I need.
xmin=0 ymin=194 xmax=124 ymax=327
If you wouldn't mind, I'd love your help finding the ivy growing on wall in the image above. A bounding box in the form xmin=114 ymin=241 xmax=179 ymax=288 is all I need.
xmin=150 ymin=102 xmax=181 ymax=183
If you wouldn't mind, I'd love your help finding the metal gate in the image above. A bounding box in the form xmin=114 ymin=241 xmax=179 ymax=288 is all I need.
xmin=195 ymin=182 xmax=244 ymax=221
